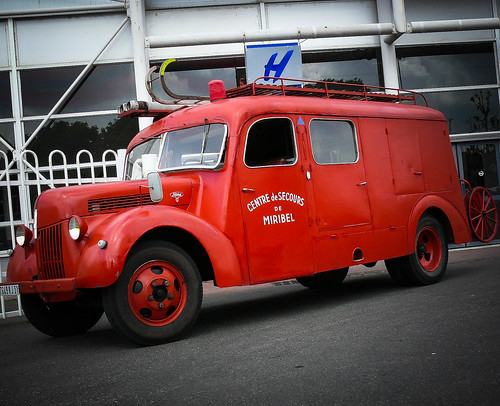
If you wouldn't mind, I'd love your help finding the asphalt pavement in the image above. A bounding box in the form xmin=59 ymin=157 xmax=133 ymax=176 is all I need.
xmin=0 ymin=244 xmax=499 ymax=405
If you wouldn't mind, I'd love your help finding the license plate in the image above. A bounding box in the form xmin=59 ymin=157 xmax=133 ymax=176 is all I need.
xmin=0 ymin=284 xmax=20 ymax=296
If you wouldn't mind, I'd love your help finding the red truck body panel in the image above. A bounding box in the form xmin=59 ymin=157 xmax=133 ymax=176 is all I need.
xmin=6 ymin=91 xmax=471 ymax=298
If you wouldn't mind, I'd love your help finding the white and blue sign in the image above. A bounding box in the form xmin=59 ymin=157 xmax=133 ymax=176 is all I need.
xmin=245 ymin=42 xmax=302 ymax=86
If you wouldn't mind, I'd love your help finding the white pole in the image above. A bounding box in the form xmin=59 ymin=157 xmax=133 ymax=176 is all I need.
xmin=127 ymin=0 xmax=153 ymax=130
xmin=376 ymin=0 xmax=400 ymax=90
xmin=146 ymin=23 xmax=395 ymax=48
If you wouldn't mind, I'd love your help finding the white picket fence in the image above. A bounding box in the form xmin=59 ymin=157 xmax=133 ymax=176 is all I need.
xmin=0 ymin=148 xmax=126 ymax=319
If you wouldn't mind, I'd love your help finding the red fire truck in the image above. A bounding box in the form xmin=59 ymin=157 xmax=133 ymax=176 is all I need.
xmin=2 ymin=67 xmax=498 ymax=345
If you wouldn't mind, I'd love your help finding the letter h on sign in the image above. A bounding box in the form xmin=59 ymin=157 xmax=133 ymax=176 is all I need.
xmin=264 ymin=50 xmax=293 ymax=83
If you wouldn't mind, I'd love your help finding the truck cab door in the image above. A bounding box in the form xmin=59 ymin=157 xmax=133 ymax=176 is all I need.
xmin=237 ymin=116 xmax=314 ymax=284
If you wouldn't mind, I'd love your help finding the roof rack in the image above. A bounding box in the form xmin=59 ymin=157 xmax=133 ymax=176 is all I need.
xmin=226 ymin=77 xmax=428 ymax=107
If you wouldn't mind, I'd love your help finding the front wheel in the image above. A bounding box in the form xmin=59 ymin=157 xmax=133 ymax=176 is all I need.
xmin=102 ymin=241 xmax=202 ymax=346
xmin=398 ymin=215 xmax=448 ymax=286
xmin=21 ymin=294 xmax=103 ymax=337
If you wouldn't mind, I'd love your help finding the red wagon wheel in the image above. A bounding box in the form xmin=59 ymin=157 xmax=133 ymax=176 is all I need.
xmin=468 ymin=186 xmax=498 ymax=243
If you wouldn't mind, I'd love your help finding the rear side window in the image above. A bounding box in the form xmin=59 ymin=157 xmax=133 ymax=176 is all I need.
xmin=310 ymin=119 xmax=358 ymax=164
xmin=245 ymin=118 xmax=296 ymax=167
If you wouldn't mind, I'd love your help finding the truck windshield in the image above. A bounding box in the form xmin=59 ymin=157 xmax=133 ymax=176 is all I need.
xmin=125 ymin=136 xmax=162 ymax=180
xmin=158 ymin=123 xmax=226 ymax=171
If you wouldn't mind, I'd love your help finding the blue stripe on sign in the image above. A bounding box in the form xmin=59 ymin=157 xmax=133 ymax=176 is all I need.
xmin=246 ymin=43 xmax=298 ymax=49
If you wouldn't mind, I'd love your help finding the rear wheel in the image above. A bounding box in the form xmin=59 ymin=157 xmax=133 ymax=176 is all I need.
xmin=384 ymin=257 xmax=409 ymax=285
xmin=398 ymin=215 xmax=448 ymax=285
xmin=21 ymin=294 xmax=103 ymax=337
xmin=102 ymin=241 xmax=202 ymax=346
xmin=296 ymin=268 xmax=349 ymax=289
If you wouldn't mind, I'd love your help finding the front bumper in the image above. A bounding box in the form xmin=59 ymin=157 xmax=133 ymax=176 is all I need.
xmin=0 ymin=278 xmax=76 ymax=294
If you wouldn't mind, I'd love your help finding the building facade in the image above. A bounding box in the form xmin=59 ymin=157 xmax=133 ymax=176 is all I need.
xmin=1 ymin=0 xmax=500 ymax=258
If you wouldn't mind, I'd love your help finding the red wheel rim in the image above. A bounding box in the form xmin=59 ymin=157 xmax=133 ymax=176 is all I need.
xmin=468 ymin=187 xmax=498 ymax=243
xmin=127 ymin=260 xmax=187 ymax=326
xmin=416 ymin=227 xmax=442 ymax=272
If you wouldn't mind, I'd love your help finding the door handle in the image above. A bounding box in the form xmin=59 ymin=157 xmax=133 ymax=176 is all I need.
xmin=357 ymin=181 xmax=367 ymax=186
xmin=242 ymin=188 xmax=255 ymax=193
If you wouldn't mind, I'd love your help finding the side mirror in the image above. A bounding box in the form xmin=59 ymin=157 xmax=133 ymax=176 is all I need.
xmin=147 ymin=172 xmax=163 ymax=202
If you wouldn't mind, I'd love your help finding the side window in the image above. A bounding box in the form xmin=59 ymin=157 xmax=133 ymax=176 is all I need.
xmin=310 ymin=119 xmax=358 ymax=164
xmin=245 ymin=118 xmax=296 ymax=167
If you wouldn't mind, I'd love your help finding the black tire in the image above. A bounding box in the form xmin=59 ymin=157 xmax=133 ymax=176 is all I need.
xmin=21 ymin=294 xmax=103 ymax=337
xmin=296 ymin=267 xmax=349 ymax=289
xmin=398 ymin=215 xmax=448 ymax=286
xmin=102 ymin=241 xmax=202 ymax=346
xmin=384 ymin=257 xmax=410 ymax=285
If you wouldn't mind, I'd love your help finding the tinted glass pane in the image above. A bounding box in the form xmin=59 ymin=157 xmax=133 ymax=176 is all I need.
xmin=126 ymin=137 xmax=162 ymax=180
xmin=0 ymin=71 xmax=12 ymax=118
xmin=62 ymin=63 xmax=135 ymax=114
xmin=152 ymin=67 xmax=237 ymax=99
xmin=21 ymin=63 xmax=135 ymax=116
xmin=21 ymin=66 xmax=80 ymax=116
xmin=398 ymin=44 xmax=496 ymax=89
xmin=303 ymin=59 xmax=381 ymax=87
xmin=310 ymin=120 xmax=357 ymax=164
xmin=245 ymin=118 xmax=296 ymax=167
xmin=424 ymin=89 xmax=500 ymax=134
xmin=461 ymin=143 xmax=499 ymax=194
xmin=24 ymin=115 xmax=139 ymax=167
xmin=158 ymin=123 xmax=226 ymax=172
xmin=0 ymin=122 xmax=14 ymax=149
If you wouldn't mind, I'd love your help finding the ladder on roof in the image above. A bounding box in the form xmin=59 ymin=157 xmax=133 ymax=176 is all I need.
xmin=227 ymin=77 xmax=428 ymax=106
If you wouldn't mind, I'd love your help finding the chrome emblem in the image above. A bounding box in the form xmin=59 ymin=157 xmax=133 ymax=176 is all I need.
xmin=170 ymin=191 xmax=184 ymax=202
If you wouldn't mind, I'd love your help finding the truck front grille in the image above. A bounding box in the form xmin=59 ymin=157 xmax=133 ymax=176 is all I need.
xmin=88 ymin=193 xmax=156 ymax=213
xmin=36 ymin=223 xmax=65 ymax=279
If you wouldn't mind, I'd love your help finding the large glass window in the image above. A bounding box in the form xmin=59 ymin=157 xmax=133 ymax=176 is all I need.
xmin=398 ymin=43 xmax=497 ymax=89
xmin=245 ymin=118 xmax=296 ymax=167
xmin=302 ymin=49 xmax=382 ymax=87
xmin=425 ymin=90 xmax=500 ymax=134
xmin=310 ymin=119 xmax=358 ymax=164
xmin=21 ymin=63 xmax=136 ymax=116
xmin=24 ymin=115 xmax=139 ymax=167
xmin=152 ymin=67 xmax=237 ymax=99
xmin=397 ymin=43 xmax=499 ymax=135
xmin=460 ymin=143 xmax=500 ymax=194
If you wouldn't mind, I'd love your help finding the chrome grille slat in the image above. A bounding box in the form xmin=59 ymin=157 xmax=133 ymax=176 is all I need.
xmin=37 ymin=223 xmax=65 ymax=280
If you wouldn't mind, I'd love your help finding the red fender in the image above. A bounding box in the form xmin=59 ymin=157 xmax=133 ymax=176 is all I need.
xmin=75 ymin=205 xmax=244 ymax=289
xmin=407 ymin=194 xmax=471 ymax=252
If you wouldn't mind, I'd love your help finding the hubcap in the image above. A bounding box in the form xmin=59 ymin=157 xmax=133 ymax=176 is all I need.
xmin=127 ymin=261 xmax=187 ymax=326
xmin=416 ymin=227 xmax=441 ymax=272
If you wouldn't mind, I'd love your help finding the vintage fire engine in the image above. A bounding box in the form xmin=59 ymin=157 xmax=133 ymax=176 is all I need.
xmin=3 ymin=63 xmax=498 ymax=345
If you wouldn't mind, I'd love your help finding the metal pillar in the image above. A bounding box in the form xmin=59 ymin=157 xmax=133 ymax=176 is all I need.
xmin=376 ymin=0 xmax=400 ymax=89
xmin=127 ymin=0 xmax=153 ymax=130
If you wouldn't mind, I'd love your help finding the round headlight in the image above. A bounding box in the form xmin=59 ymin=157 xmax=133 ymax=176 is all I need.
xmin=68 ymin=216 xmax=88 ymax=241
xmin=15 ymin=225 xmax=33 ymax=247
